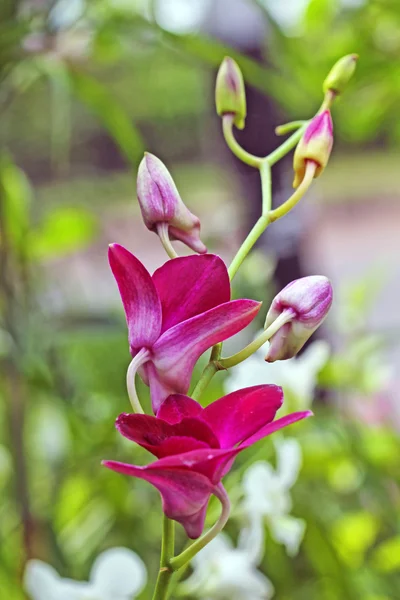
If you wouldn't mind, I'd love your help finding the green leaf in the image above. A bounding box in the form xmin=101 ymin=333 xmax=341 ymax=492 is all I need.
xmin=68 ymin=69 xmax=144 ymax=166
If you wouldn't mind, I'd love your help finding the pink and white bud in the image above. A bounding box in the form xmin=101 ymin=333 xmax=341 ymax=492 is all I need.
xmin=264 ymin=276 xmax=333 ymax=362
xmin=137 ymin=153 xmax=207 ymax=254
xmin=215 ymin=57 xmax=247 ymax=130
xmin=293 ymin=110 xmax=333 ymax=188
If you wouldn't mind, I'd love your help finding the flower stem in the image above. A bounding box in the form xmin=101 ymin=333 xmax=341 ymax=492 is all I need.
xmin=156 ymin=223 xmax=179 ymax=259
xmin=268 ymin=160 xmax=317 ymax=223
xmin=152 ymin=516 xmax=175 ymax=600
xmin=275 ymin=120 xmax=307 ymax=136
xmin=228 ymin=160 xmax=271 ymax=280
xmin=191 ymin=361 xmax=219 ymax=401
xmin=126 ymin=349 xmax=150 ymax=413
xmin=169 ymin=484 xmax=230 ymax=571
xmin=266 ymin=124 xmax=307 ymax=166
xmin=218 ymin=309 xmax=295 ymax=369
xmin=222 ymin=114 xmax=262 ymax=168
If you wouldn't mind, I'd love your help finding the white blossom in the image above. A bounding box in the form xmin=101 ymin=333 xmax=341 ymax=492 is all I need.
xmin=239 ymin=438 xmax=306 ymax=557
xmin=225 ymin=338 xmax=329 ymax=411
xmin=182 ymin=533 xmax=273 ymax=600
xmin=24 ymin=547 xmax=147 ymax=600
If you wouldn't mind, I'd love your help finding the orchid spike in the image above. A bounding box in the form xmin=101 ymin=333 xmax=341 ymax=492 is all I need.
xmin=103 ymin=386 xmax=311 ymax=538
xmin=215 ymin=57 xmax=247 ymax=130
xmin=137 ymin=153 xmax=207 ymax=255
xmin=293 ymin=110 xmax=333 ymax=188
xmin=264 ymin=276 xmax=333 ymax=362
xmin=108 ymin=244 xmax=261 ymax=412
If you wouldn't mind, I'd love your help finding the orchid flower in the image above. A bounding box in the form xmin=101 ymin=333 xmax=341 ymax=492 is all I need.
xmin=108 ymin=244 xmax=261 ymax=412
xmin=24 ymin=547 xmax=147 ymax=600
xmin=226 ymin=338 xmax=329 ymax=411
xmin=103 ymin=386 xmax=311 ymax=539
xmin=181 ymin=533 xmax=274 ymax=600
xmin=239 ymin=438 xmax=305 ymax=558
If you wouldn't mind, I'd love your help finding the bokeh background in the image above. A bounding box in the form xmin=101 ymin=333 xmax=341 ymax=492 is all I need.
xmin=1 ymin=0 xmax=400 ymax=598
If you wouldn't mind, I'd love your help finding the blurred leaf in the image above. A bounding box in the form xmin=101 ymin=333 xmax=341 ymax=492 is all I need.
xmin=332 ymin=512 xmax=380 ymax=568
xmin=31 ymin=206 xmax=97 ymax=259
xmin=68 ymin=69 xmax=144 ymax=166
xmin=0 ymin=153 xmax=32 ymax=252
xmin=372 ymin=537 xmax=400 ymax=572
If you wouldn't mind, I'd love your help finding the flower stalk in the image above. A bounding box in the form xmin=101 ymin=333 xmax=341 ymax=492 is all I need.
xmin=268 ymin=160 xmax=317 ymax=223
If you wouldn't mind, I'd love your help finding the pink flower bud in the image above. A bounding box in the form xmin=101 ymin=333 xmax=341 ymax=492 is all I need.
xmin=293 ymin=110 xmax=333 ymax=188
xmin=215 ymin=57 xmax=247 ymax=130
xmin=137 ymin=153 xmax=207 ymax=254
xmin=264 ymin=276 xmax=333 ymax=362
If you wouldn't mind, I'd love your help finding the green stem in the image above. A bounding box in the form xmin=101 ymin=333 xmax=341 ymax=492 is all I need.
xmin=191 ymin=361 xmax=218 ymax=401
xmin=169 ymin=484 xmax=230 ymax=571
xmin=218 ymin=309 xmax=294 ymax=369
xmin=156 ymin=223 xmax=179 ymax=259
xmin=222 ymin=115 xmax=262 ymax=168
xmin=228 ymin=160 xmax=272 ymax=280
xmin=152 ymin=516 xmax=175 ymax=600
xmin=268 ymin=160 xmax=317 ymax=223
xmin=275 ymin=120 xmax=306 ymax=136
xmin=266 ymin=124 xmax=307 ymax=166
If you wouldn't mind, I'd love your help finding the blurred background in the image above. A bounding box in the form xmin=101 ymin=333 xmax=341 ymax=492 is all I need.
xmin=1 ymin=0 xmax=400 ymax=598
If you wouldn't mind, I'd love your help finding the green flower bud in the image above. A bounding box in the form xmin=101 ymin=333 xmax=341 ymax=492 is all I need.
xmin=215 ymin=57 xmax=247 ymax=130
xmin=323 ymin=54 xmax=358 ymax=95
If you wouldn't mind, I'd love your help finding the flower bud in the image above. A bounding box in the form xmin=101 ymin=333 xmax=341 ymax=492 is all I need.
xmin=323 ymin=54 xmax=358 ymax=95
xmin=215 ymin=57 xmax=247 ymax=130
xmin=137 ymin=153 xmax=207 ymax=254
xmin=293 ymin=110 xmax=333 ymax=188
xmin=264 ymin=276 xmax=333 ymax=362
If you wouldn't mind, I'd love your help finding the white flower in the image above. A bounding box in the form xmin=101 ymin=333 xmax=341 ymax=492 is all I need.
xmin=182 ymin=533 xmax=273 ymax=600
xmin=24 ymin=547 xmax=147 ymax=600
xmin=225 ymin=338 xmax=329 ymax=411
xmin=239 ymin=438 xmax=306 ymax=557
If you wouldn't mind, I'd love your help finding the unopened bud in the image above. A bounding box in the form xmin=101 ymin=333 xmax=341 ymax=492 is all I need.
xmin=264 ymin=276 xmax=333 ymax=362
xmin=137 ymin=153 xmax=207 ymax=254
xmin=215 ymin=57 xmax=247 ymax=130
xmin=293 ymin=110 xmax=333 ymax=188
xmin=323 ymin=54 xmax=358 ymax=95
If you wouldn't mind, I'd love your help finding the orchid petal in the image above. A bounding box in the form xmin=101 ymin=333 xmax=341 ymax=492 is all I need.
xmin=152 ymin=254 xmax=230 ymax=332
xmin=156 ymin=394 xmax=203 ymax=424
xmin=240 ymin=411 xmax=312 ymax=449
xmin=108 ymin=244 xmax=162 ymax=351
xmin=116 ymin=413 xmax=220 ymax=457
xmin=203 ymin=385 xmax=283 ymax=448
xmin=90 ymin=547 xmax=147 ymax=599
xmin=151 ymin=299 xmax=261 ymax=411
xmin=102 ymin=461 xmax=214 ymax=538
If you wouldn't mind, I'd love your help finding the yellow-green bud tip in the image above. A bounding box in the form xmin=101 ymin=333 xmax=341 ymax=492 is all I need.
xmin=323 ymin=54 xmax=359 ymax=95
xmin=215 ymin=56 xmax=247 ymax=130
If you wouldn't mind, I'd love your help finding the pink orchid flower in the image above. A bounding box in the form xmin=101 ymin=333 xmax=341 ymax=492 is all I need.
xmin=103 ymin=386 xmax=311 ymax=538
xmin=108 ymin=244 xmax=261 ymax=412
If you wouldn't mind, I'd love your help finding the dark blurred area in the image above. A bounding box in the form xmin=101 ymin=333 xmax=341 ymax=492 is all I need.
xmin=1 ymin=1 xmax=400 ymax=598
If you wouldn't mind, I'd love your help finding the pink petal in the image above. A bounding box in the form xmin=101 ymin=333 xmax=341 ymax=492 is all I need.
xmin=151 ymin=299 xmax=261 ymax=411
xmin=168 ymin=225 xmax=207 ymax=255
xmin=152 ymin=254 xmax=230 ymax=332
xmin=156 ymin=394 xmax=204 ymax=424
xmin=102 ymin=461 xmax=213 ymax=538
xmin=240 ymin=411 xmax=313 ymax=449
xmin=203 ymin=385 xmax=284 ymax=448
xmin=116 ymin=413 xmax=219 ymax=457
xmin=108 ymin=244 xmax=162 ymax=351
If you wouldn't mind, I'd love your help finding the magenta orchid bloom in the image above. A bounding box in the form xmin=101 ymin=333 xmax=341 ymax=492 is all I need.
xmin=103 ymin=385 xmax=311 ymax=538
xmin=108 ymin=244 xmax=261 ymax=412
